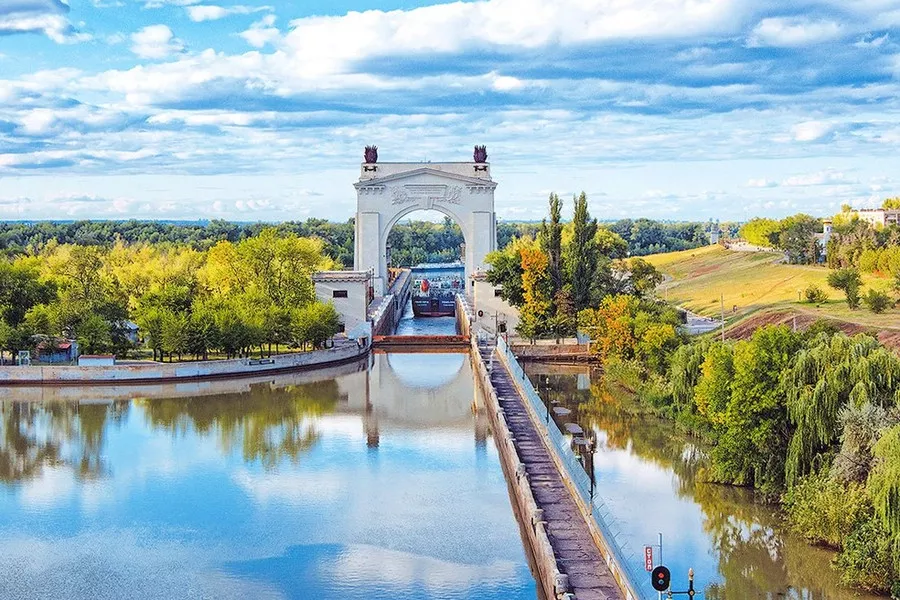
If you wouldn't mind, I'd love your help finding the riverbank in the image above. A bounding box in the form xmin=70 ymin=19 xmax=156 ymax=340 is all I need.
xmin=523 ymin=361 xmax=886 ymax=600
xmin=0 ymin=340 xmax=369 ymax=386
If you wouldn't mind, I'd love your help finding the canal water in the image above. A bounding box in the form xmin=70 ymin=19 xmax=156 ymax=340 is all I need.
xmin=523 ymin=363 xmax=882 ymax=600
xmin=0 ymin=350 xmax=537 ymax=599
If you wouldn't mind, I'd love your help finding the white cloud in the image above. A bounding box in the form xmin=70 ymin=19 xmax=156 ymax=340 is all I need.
xmin=186 ymin=4 xmax=269 ymax=23
xmin=277 ymin=0 xmax=747 ymax=76
xmin=0 ymin=1 xmax=90 ymax=43
xmin=130 ymin=25 xmax=185 ymax=59
xmin=748 ymin=17 xmax=843 ymax=47
xmin=791 ymin=120 xmax=835 ymax=142
xmin=239 ymin=13 xmax=279 ymax=47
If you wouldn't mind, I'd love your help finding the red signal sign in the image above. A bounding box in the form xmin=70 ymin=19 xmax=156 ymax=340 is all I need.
xmin=644 ymin=546 xmax=653 ymax=571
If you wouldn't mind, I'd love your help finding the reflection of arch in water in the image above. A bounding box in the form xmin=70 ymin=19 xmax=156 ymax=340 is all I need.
xmin=384 ymin=353 xmax=465 ymax=389
xmin=336 ymin=354 xmax=477 ymax=439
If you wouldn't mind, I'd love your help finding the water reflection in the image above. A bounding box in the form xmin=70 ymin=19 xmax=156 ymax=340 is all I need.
xmin=0 ymin=353 xmax=536 ymax=600
xmin=524 ymin=363 xmax=880 ymax=600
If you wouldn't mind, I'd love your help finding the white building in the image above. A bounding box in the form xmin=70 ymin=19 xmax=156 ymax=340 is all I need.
xmin=78 ymin=355 xmax=116 ymax=366
xmin=854 ymin=208 xmax=900 ymax=228
xmin=312 ymin=271 xmax=375 ymax=334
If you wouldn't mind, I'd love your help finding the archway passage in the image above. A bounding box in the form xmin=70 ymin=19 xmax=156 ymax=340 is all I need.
xmin=354 ymin=159 xmax=498 ymax=295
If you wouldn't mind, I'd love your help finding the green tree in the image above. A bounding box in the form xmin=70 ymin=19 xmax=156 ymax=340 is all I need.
xmin=882 ymin=197 xmax=900 ymax=210
xmin=484 ymin=237 xmax=535 ymax=307
xmin=626 ymin=258 xmax=663 ymax=299
xmin=777 ymin=214 xmax=821 ymax=264
xmin=0 ymin=260 xmax=56 ymax=326
xmin=803 ymin=284 xmax=828 ymax=304
xmin=827 ymin=268 xmax=862 ymax=308
xmin=75 ymin=314 xmax=112 ymax=356
xmin=539 ymin=193 xmax=564 ymax=300
xmin=566 ymin=192 xmax=598 ymax=311
xmin=739 ymin=218 xmax=780 ymax=247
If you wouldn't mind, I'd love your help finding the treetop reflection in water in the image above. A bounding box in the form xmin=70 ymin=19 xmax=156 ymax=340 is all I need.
xmin=524 ymin=363 xmax=881 ymax=600
xmin=0 ymin=355 xmax=537 ymax=600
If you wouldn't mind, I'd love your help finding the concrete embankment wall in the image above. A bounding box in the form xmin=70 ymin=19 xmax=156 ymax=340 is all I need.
xmin=496 ymin=341 xmax=642 ymax=600
xmin=470 ymin=337 xmax=569 ymax=600
xmin=0 ymin=342 xmax=369 ymax=386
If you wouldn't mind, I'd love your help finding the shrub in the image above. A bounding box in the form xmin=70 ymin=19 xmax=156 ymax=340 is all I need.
xmin=835 ymin=517 xmax=897 ymax=593
xmin=803 ymin=284 xmax=828 ymax=304
xmin=862 ymin=289 xmax=892 ymax=314
xmin=784 ymin=473 xmax=870 ymax=548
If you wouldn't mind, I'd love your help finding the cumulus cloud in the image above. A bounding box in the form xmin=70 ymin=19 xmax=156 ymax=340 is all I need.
xmin=130 ymin=25 xmax=185 ymax=59
xmin=275 ymin=0 xmax=747 ymax=76
xmin=185 ymin=5 xmax=270 ymax=23
xmin=239 ymin=13 xmax=278 ymax=47
xmin=0 ymin=0 xmax=90 ymax=43
xmin=748 ymin=17 xmax=843 ymax=47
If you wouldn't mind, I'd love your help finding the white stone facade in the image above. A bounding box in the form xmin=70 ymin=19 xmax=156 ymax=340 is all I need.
xmin=312 ymin=271 xmax=374 ymax=333
xmin=354 ymin=162 xmax=498 ymax=295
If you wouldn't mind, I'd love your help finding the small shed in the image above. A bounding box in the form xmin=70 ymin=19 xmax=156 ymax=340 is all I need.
xmin=78 ymin=355 xmax=116 ymax=367
xmin=36 ymin=340 xmax=79 ymax=363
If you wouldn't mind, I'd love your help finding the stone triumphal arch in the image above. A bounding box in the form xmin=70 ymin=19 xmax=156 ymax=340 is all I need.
xmin=353 ymin=147 xmax=498 ymax=295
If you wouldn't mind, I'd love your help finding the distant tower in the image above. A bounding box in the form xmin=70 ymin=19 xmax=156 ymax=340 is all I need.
xmin=820 ymin=218 xmax=833 ymax=262
xmin=709 ymin=219 xmax=721 ymax=245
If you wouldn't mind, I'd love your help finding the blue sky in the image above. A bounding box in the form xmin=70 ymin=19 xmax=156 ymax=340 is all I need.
xmin=1 ymin=0 xmax=899 ymax=222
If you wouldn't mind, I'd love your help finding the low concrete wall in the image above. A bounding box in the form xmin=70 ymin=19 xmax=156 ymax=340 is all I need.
xmin=471 ymin=338 xmax=571 ymax=600
xmin=511 ymin=344 xmax=595 ymax=363
xmin=0 ymin=341 xmax=370 ymax=386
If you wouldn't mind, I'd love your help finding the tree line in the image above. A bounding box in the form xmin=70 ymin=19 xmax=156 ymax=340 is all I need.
xmin=0 ymin=217 xmax=710 ymax=270
xmin=0 ymin=228 xmax=342 ymax=362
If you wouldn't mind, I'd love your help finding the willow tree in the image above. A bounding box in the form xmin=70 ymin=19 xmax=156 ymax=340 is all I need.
xmin=868 ymin=425 xmax=900 ymax=568
xmin=784 ymin=333 xmax=900 ymax=487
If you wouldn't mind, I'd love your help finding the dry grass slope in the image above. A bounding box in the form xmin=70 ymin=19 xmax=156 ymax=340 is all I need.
xmin=645 ymin=245 xmax=900 ymax=332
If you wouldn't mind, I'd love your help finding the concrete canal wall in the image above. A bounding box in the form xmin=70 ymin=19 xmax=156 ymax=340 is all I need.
xmin=471 ymin=337 xmax=571 ymax=600
xmin=0 ymin=341 xmax=370 ymax=386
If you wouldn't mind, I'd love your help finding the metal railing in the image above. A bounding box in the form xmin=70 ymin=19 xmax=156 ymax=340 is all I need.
xmin=498 ymin=336 xmax=654 ymax=600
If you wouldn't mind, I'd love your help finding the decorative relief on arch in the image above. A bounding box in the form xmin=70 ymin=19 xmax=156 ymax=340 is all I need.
xmin=390 ymin=184 xmax=463 ymax=206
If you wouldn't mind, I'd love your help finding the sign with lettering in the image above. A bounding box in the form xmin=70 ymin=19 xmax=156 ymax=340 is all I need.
xmin=644 ymin=546 xmax=653 ymax=572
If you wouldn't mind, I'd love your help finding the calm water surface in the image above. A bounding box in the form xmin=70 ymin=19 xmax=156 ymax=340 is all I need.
xmin=524 ymin=363 xmax=880 ymax=600
xmin=0 ymin=352 xmax=537 ymax=600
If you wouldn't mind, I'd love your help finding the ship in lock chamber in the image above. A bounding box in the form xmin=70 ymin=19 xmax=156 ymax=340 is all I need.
xmin=410 ymin=263 xmax=464 ymax=317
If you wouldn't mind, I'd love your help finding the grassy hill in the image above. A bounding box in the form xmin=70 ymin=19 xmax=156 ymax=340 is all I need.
xmin=645 ymin=245 xmax=899 ymax=331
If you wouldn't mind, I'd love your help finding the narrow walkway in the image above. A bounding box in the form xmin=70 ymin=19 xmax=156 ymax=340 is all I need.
xmin=478 ymin=343 xmax=624 ymax=600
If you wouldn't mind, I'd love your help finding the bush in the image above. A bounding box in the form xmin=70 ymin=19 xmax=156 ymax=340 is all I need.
xmin=804 ymin=284 xmax=828 ymax=304
xmin=784 ymin=473 xmax=870 ymax=548
xmin=835 ymin=517 xmax=897 ymax=593
xmin=862 ymin=289 xmax=892 ymax=314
